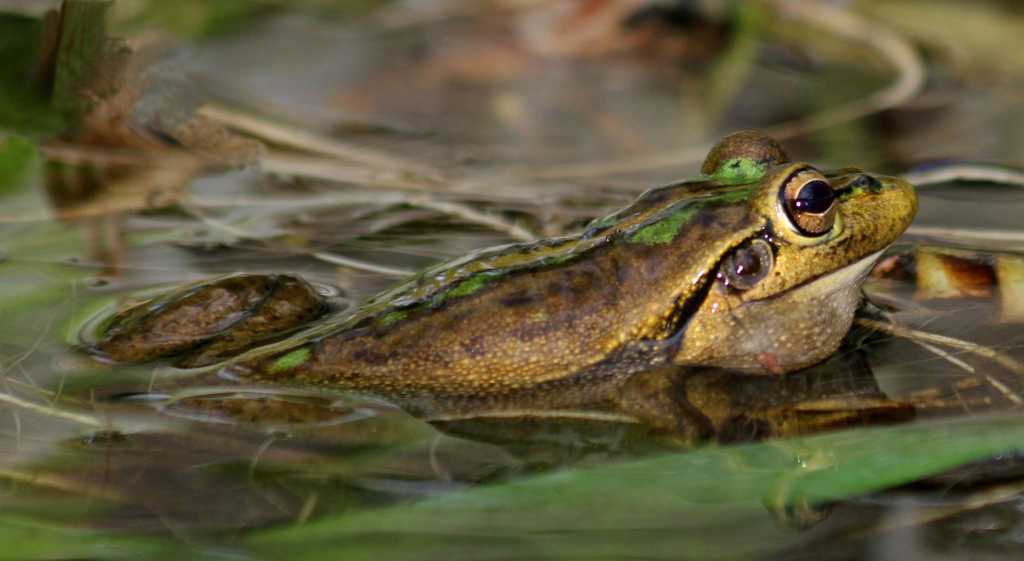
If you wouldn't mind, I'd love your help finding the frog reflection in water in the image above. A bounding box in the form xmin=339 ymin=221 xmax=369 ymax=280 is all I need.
xmin=90 ymin=131 xmax=918 ymax=404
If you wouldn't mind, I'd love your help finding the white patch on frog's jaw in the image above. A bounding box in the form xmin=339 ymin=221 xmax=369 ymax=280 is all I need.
xmin=753 ymin=249 xmax=886 ymax=303
xmin=805 ymin=249 xmax=886 ymax=296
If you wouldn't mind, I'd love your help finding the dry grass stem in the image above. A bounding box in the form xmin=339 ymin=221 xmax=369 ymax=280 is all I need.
xmin=913 ymin=341 xmax=977 ymax=374
xmin=38 ymin=143 xmax=191 ymax=167
xmin=0 ymin=390 xmax=105 ymax=427
xmin=872 ymin=478 xmax=1024 ymax=538
xmin=261 ymin=152 xmax=454 ymax=191
xmin=409 ymin=197 xmax=538 ymax=242
xmin=906 ymin=227 xmax=1024 ymax=245
xmin=296 ymin=492 xmax=319 ymax=524
xmin=427 ymin=434 xmax=447 ymax=480
xmin=904 ymin=164 xmax=1024 ymax=187
xmin=311 ymin=252 xmax=414 ymax=277
xmin=247 ymin=435 xmax=277 ymax=481
xmin=0 ymin=467 xmax=124 ymax=501
xmin=423 ymin=410 xmax=640 ymax=423
xmin=857 ymin=318 xmax=1024 ymax=405
xmin=189 ymin=191 xmax=414 ymax=210
xmin=201 ymin=106 xmax=443 ymax=182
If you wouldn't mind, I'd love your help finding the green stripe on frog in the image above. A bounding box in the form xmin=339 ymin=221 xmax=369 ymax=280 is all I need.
xmin=429 ymin=271 xmax=503 ymax=306
xmin=628 ymin=205 xmax=700 ymax=245
xmin=268 ymin=347 xmax=312 ymax=374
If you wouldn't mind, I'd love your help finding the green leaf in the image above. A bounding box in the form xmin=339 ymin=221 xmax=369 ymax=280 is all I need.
xmin=0 ymin=14 xmax=65 ymax=135
xmin=0 ymin=514 xmax=185 ymax=561
xmin=0 ymin=136 xmax=39 ymax=196
xmin=251 ymin=413 xmax=1024 ymax=561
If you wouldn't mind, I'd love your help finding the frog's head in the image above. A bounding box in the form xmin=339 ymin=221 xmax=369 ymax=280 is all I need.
xmin=674 ymin=131 xmax=917 ymax=374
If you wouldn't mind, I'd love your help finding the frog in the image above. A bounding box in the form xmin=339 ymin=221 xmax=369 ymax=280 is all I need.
xmin=88 ymin=131 xmax=918 ymax=395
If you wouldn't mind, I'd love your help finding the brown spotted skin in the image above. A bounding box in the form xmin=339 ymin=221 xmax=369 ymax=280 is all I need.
xmin=176 ymin=276 xmax=328 ymax=368
xmin=237 ymin=200 xmax=761 ymax=393
xmin=90 ymin=274 xmax=326 ymax=364
xmin=89 ymin=132 xmax=918 ymax=394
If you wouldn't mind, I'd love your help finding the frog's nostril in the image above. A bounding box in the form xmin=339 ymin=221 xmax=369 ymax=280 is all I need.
xmin=855 ymin=174 xmax=883 ymax=192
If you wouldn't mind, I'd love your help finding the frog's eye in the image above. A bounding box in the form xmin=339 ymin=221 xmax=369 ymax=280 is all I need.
xmin=721 ymin=239 xmax=774 ymax=291
xmin=781 ymin=170 xmax=836 ymax=236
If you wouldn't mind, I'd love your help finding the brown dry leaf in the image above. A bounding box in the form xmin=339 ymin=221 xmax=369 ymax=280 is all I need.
xmin=28 ymin=0 xmax=268 ymax=277
xmin=36 ymin=1 xmax=267 ymax=214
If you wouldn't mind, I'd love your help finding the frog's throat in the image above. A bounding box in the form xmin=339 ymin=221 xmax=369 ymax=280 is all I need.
xmin=764 ymin=249 xmax=885 ymax=302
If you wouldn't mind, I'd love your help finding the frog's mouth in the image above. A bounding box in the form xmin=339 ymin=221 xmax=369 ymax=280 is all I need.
xmin=662 ymin=249 xmax=886 ymax=340
xmin=792 ymin=249 xmax=886 ymax=298
xmin=734 ymin=248 xmax=886 ymax=306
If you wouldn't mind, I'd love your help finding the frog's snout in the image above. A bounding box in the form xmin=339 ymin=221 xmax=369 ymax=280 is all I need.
xmin=875 ymin=174 xmax=918 ymax=234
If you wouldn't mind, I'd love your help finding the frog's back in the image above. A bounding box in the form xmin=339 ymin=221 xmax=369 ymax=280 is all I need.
xmin=238 ymin=191 xmax=759 ymax=393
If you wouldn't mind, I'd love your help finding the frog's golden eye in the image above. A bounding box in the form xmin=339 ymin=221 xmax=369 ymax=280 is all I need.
xmin=781 ymin=170 xmax=836 ymax=236
xmin=721 ymin=239 xmax=774 ymax=291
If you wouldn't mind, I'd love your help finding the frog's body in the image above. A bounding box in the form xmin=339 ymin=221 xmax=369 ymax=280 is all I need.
xmin=91 ymin=132 xmax=917 ymax=394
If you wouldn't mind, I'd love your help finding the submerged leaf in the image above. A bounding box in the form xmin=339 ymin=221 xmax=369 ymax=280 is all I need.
xmin=0 ymin=514 xmax=188 ymax=560
xmin=252 ymin=414 xmax=1024 ymax=560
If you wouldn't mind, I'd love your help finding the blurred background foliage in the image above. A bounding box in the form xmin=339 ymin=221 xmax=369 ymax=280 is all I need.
xmin=3 ymin=0 xmax=1024 ymax=559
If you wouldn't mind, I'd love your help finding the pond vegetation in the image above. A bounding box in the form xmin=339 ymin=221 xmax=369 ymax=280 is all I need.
xmin=3 ymin=0 xmax=1024 ymax=558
